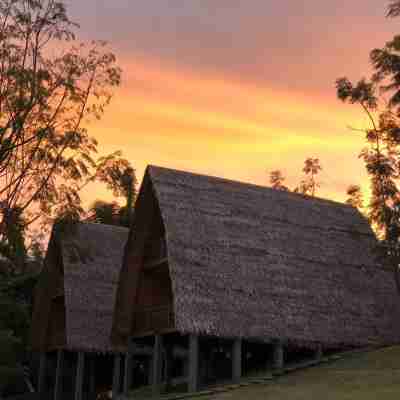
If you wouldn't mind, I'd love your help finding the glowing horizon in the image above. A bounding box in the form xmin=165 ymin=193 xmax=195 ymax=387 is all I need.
xmin=80 ymin=58 xmax=370 ymax=208
xmin=66 ymin=1 xmax=398 ymax=209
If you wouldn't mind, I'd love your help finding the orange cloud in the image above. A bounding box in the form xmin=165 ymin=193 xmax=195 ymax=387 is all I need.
xmin=81 ymin=57 xmax=371 ymax=208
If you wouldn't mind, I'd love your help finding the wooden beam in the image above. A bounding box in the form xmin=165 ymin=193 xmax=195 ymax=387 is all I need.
xmin=123 ymin=352 xmax=133 ymax=395
xmin=152 ymin=334 xmax=163 ymax=395
xmin=112 ymin=354 xmax=122 ymax=398
xmin=122 ymin=343 xmax=187 ymax=358
xmin=132 ymin=327 xmax=177 ymax=338
xmin=188 ymin=334 xmax=199 ymax=392
xmin=38 ymin=352 xmax=47 ymax=395
xmin=74 ymin=352 xmax=85 ymax=400
xmin=144 ymin=257 xmax=168 ymax=270
xmin=273 ymin=340 xmax=284 ymax=370
xmin=232 ymin=339 xmax=242 ymax=382
xmin=54 ymin=350 xmax=64 ymax=400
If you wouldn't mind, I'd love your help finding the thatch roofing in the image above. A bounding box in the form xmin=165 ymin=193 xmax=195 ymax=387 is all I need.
xmin=118 ymin=165 xmax=400 ymax=348
xmin=31 ymin=222 xmax=128 ymax=353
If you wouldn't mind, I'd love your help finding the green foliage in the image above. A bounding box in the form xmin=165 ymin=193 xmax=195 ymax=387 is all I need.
xmin=0 ymin=276 xmax=30 ymax=391
xmin=0 ymin=206 xmax=27 ymax=271
xmin=0 ymin=330 xmax=20 ymax=367
xmin=0 ymin=243 xmax=39 ymax=390
xmin=0 ymin=296 xmax=29 ymax=344
xmin=3 ymin=271 xmax=39 ymax=312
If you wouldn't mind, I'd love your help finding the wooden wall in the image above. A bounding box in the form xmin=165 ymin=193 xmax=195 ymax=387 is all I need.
xmin=112 ymin=175 xmax=177 ymax=344
xmin=132 ymin=183 xmax=174 ymax=335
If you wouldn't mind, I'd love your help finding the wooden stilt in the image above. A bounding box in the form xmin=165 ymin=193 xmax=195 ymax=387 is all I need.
xmin=123 ymin=352 xmax=133 ymax=395
xmin=165 ymin=343 xmax=173 ymax=392
xmin=232 ymin=339 xmax=242 ymax=382
xmin=315 ymin=344 xmax=323 ymax=361
xmin=148 ymin=356 xmax=153 ymax=385
xmin=54 ymin=350 xmax=64 ymax=400
xmin=38 ymin=352 xmax=47 ymax=395
xmin=183 ymin=358 xmax=189 ymax=381
xmin=188 ymin=334 xmax=199 ymax=392
xmin=74 ymin=352 xmax=85 ymax=400
xmin=89 ymin=355 xmax=96 ymax=398
xmin=273 ymin=340 xmax=284 ymax=370
xmin=152 ymin=334 xmax=163 ymax=395
xmin=112 ymin=354 xmax=121 ymax=398
xmin=208 ymin=346 xmax=215 ymax=383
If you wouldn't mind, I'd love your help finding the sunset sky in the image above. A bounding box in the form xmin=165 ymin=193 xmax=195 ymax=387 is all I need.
xmin=66 ymin=0 xmax=399 ymax=205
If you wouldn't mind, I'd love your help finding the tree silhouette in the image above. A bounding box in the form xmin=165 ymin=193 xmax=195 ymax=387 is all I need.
xmin=336 ymin=1 xmax=400 ymax=294
xmin=346 ymin=185 xmax=364 ymax=211
xmin=268 ymin=158 xmax=323 ymax=197
xmin=0 ymin=0 xmax=122 ymax=249
xmin=294 ymin=158 xmax=322 ymax=197
xmin=269 ymin=170 xmax=289 ymax=191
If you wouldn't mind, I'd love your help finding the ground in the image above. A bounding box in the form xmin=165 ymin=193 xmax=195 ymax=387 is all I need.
xmin=207 ymin=346 xmax=400 ymax=400
xmin=128 ymin=345 xmax=400 ymax=400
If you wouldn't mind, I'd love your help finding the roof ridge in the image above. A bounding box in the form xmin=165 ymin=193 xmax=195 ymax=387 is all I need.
xmin=147 ymin=164 xmax=358 ymax=211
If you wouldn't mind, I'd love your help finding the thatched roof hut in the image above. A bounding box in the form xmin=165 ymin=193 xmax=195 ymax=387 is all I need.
xmin=31 ymin=223 xmax=128 ymax=353
xmin=112 ymin=165 xmax=400 ymax=349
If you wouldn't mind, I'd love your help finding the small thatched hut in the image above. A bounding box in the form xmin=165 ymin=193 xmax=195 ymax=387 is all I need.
xmin=31 ymin=222 xmax=128 ymax=400
xmin=111 ymin=165 xmax=400 ymax=393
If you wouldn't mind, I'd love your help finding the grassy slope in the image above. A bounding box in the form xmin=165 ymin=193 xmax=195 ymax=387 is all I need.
xmin=204 ymin=346 xmax=400 ymax=400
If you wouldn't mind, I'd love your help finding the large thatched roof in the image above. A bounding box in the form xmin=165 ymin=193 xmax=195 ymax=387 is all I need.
xmin=116 ymin=165 xmax=400 ymax=348
xmin=31 ymin=222 xmax=128 ymax=353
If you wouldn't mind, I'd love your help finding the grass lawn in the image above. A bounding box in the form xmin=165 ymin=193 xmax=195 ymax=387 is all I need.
xmin=203 ymin=346 xmax=400 ymax=400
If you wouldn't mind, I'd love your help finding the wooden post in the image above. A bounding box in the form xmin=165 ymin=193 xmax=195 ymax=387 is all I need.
xmin=164 ymin=343 xmax=173 ymax=392
xmin=123 ymin=352 xmax=133 ymax=395
xmin=38 ymin=352 xmax=47 ymax=395
xmin=112 ymin=354 xmax=122 ymax=398
xmin=152 ymin=334 xmax=163 ymax=395
xmin=232 ymin=339 xmax=242 ymax=382
xmin=54 ymin=350 xmax=64 ymax=400
xmin=273 ymin=340 xmax=284 ymax=371
xmin=183 ymin=357 xmax=189 ymax=380
xmin=315 ymin=344 xmax=323 ymax=361
xmin=89 ymin=355 xmax=96 ymax=399
xmin=148 ymin=356 xmax=153 ymax=385
xmin=188 ymin=334 xmax=199 ymax=392
xmin=74 ymin=352 xmax=85 ymax=400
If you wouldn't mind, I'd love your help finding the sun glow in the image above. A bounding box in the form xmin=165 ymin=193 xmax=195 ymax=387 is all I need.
xmin=81 ymin=56 xmax=371 ymax=206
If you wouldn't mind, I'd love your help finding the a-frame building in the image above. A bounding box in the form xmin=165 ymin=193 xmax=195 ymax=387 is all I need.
xmin=31 ymin=223 xmax=128 ymax=400
xmin=111 ymin=165 xmax=400 ymax=394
